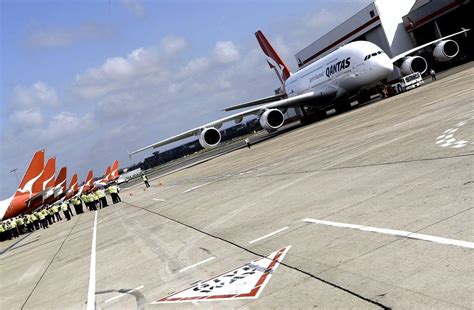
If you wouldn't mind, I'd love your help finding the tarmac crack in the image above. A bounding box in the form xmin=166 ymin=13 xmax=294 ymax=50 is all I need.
xmin=122 ymin=201 xmax=392 ymax=309
xmin=20 ymin=215 xmax=82 ymax=310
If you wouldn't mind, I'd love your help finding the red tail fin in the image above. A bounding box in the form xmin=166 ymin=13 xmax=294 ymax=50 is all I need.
xmin=85 ymin=170 xmax=94 ymax=186
xmin=255 ymin=30 xmax=292 ymax=83
xmin=111 ymin=160 xmax=119 ymax=180
xmin=15 ymin=150 xmax=45 ymax=198
xmin=55 ymin=167 xmax=67 ymax=192
xmin=70 ymin=174 xmax=78 ymax=192
xmin=104 ymin=166 xmax=111 ymax=180
xmin=43 ymin=157 xmax=56 ymax=190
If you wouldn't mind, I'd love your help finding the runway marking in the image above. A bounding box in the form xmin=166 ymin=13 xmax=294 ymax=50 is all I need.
xmin=104 ymin=285 xmax=145 ymax=304
xmin=152 ymin=198 xmax=166 ymax=202
xmin=436 ymin=120 xmax=470 ymax=149
xmin=179 ymin=256 xmax=216 ymax=273
xmin=248 ymin=226 xmax=289 ymax=244
xmin=87 ymin=211 xmax=98 ymax=310
xmin=303 ymin=218 xmax=474 ymax=249
xmin=152 ymin=246 xmax=290 ymax=304
xmin=182 ymin=182 xmax=211 ymax=194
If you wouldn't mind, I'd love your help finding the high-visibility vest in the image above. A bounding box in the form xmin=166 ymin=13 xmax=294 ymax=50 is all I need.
xmin=97 ymin=190 xmax=105 ymax=198
xmin=0 ymin=224 xmax=5 ymax=233
xmin=38 ymin=212 xmax=45 ymax=220
xmin=108 ymin=186 xmax=117 ymax=193
xmin=52 ymin=206 xmax=59 ymax=213
xmin=10 ymin=220 xmax=17 ymax=228
xmin=61 ymin=203 xmax=68 ymax=211
xmin=74 ymin=198 xmax=81 ymax=205
xmin=81 ymin=195 xmax=88 ymax=203
xmin=17 ymin=218 xmax=24 ymax=225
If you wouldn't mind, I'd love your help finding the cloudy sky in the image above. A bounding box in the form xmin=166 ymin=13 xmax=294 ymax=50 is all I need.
xmin=0 ymin=0 xmax=372 ymax=197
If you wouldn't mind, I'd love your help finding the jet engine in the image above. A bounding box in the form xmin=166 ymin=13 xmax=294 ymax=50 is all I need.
xmin=433 ymin=40 xmax=459 ymax=62
xmin=259 ymin=109 xmax=285 ymax=131
xmin=199 ymin=127 xmax=221 ymax=149
xmin=400 ymin=56 xmax=428 ymax=75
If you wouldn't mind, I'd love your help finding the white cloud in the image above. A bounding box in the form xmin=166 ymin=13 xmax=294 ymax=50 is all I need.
xmin=120 ymin=0 xmax=145 ymax=17
xmin=12 ymin=81 xmax=59 ymax=108
xmin=213 ymin=41 xmax=240 ymax=63
xmin=9 ymin=109 xmax=44 ymax=127
xmin=161 ymin=35 xmax=188 ymax=54
xmin=25 ymin=22 xmax=115 ymax=49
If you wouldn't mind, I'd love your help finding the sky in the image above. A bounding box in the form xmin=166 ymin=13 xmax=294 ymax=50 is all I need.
xmin=0 ymin=0 xmax=373 ymax=197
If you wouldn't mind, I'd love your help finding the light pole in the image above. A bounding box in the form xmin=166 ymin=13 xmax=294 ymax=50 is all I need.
xmin=10 ymin=168 xmax=19 ymax=184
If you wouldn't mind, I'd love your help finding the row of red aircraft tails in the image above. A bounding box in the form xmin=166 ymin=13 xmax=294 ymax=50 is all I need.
xmin=0 ymin=149 xmax=119 ymax=220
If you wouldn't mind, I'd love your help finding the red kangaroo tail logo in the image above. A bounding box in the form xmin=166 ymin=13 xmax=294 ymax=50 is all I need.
xmin=111 ymin=160 xmax=119 ymax=180
xmin=55 ymin=167 xmax=67 ymax=192
xmin=85 ymin=170 xmax=94 ymax=186
xmin=70 ymin=174 xmax=78 ymax=192
xmin=43 ymin=157 xmax=56 ymax=190
xmin=104 ymin=166 xmax=111 ymax=181
xmin=255 ymin=30 xmax=292 ymax=83
xmin=15 ymin=149 xmax=45 ymax=199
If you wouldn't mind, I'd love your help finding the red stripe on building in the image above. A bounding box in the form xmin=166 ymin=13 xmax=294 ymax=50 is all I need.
xmin=301 ymin=16 xmax=381 ymax=66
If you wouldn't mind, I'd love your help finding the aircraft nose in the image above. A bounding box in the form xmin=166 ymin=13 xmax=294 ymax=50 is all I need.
xmin=378 ymin=55 xmax=393 ymax=77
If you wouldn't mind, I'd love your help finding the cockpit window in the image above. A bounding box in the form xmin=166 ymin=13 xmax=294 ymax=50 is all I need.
xmin=364 ymin=51 xmax=384 ymax=61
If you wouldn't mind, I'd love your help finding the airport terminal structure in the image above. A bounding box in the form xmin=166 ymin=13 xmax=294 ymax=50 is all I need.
xmin=295 ymin=0 xmax=472 ymax=79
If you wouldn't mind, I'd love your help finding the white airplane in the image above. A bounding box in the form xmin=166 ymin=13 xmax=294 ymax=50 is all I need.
xmin=129 ymin=28 xmax=469 ymax=156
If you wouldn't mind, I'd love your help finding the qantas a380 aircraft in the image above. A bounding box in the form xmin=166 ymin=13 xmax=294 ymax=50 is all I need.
xmin=130 ymin=28 xmax=469 ymax=156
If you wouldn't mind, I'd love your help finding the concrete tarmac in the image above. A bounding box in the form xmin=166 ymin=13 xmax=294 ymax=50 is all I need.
xmin=1 ymin=63 xmax=473 ymax=309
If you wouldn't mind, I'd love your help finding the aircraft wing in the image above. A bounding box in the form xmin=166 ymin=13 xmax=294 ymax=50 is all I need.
xmin=129 ymin=90 xmax=334 ymax=156
xmin=391 ymin=28 xmax=470 ymax=63
xmin=223 ymin=93 xmax=286 ymax=111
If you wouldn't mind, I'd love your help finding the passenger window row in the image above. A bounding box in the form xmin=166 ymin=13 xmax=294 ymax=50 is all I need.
xmin=364 ymin=51 xmax=383 ymax=61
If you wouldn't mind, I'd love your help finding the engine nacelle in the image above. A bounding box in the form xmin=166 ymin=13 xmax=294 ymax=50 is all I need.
xmin=199 ymin=127 xmax=221 ymax=149
xmin=400 ymin=56 xmax=428 ymax=75
xmin=259 ymin=109 xmax=285 ymax=131
xmin=433 ymin=40 xmax=459 ymax=62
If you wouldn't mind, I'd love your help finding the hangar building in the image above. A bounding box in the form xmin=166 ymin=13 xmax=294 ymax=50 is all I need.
xmin=295 ymin=0 xmax=472 ymax=79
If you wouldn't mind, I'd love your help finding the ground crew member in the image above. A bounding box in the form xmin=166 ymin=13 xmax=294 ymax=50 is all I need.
xmin=88 ymin=192 xmax=97 ymax=210
xmin=0 ymin=221 xmax=6 ymax=241
xmin=81 ymin=193 xmax=90 ymax=211
xmin=16 ymin=216 xmax=25 ymax=234
xmin=53 ymin=204 xmax=62 ymax=221
xmin=108 ymin=185 xmax=121 ymax=203
xmin=142 ymin=174 xmax=150 ymax=188
xmin=245 ymin=138 xmax=251 ymax=149
xmin=67 ymin=201 xmax=74 ymax=217
xmin=430 ymin=68 xmax=437 ymax=81
xmin=39 ymin=208 xmax=48 ymax=229
xmin=97 ymin=189 xmax=108 ymax=208
xmin=4 ymin=220 xmax=12 ymax=240
xmin=10 ymin=219 xmax=18 ymax=238
xmin=73 ymin=197 xmax=83 ymax=214
xmin=32 ymin=212 xmax=40 ymax=230
xmin=61 ymin=202 xmax=71 ymax=221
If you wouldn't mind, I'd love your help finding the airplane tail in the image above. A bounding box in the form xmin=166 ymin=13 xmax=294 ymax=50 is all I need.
xmin=14 ymin=149 xmax=45 ymax=198
xmin=110 ymin=160 xmax=119 ymax=180
xmin=104 ymin=166 xmax=111 ymax=181
xmin=43 ymin=157 xmax=56 ymax=190
xmin=85 ymin=170 xmax=94 ymax=187
xmin=255 ymin=30 xmax=292 ymax=87
xmin=55 ymin=167 xmax=68 ymax=194
xmin=70 ymin=174 xmax=78 ymax=192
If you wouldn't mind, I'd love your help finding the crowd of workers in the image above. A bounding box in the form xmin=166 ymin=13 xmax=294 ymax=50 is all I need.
xmin=0 ymin=184 xmax=121 ymax=242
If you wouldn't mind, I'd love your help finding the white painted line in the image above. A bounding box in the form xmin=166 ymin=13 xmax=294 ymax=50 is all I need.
xmin=152 ymin=198 xmax=166 ymax=202
xmin=104 ymin=285 xmax=145 ymax=304
xmin=182 ymin=182 xmax=211 ymax=194
xmin=303 ymin=218 xmax=474 ymax=249
xmin=248 ymin=226 xmax=289 ymax=244
xmin=179 ymin=256 xmax=216 ymax=273
xmin=87 ymin=211 xmax=98 ymax=310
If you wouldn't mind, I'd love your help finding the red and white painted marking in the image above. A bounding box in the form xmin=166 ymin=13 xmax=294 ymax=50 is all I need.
xmin=152 ymin=246 xmax=291 ymax=304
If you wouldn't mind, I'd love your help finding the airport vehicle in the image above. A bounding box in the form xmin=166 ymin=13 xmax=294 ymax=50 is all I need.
xmin=130 ymin=28 xmax=469 ymax=156
xmin=391 ymin=72 xmax=424 ymax=94
xmin=0 ymin=150 xmax=45 ymax=220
